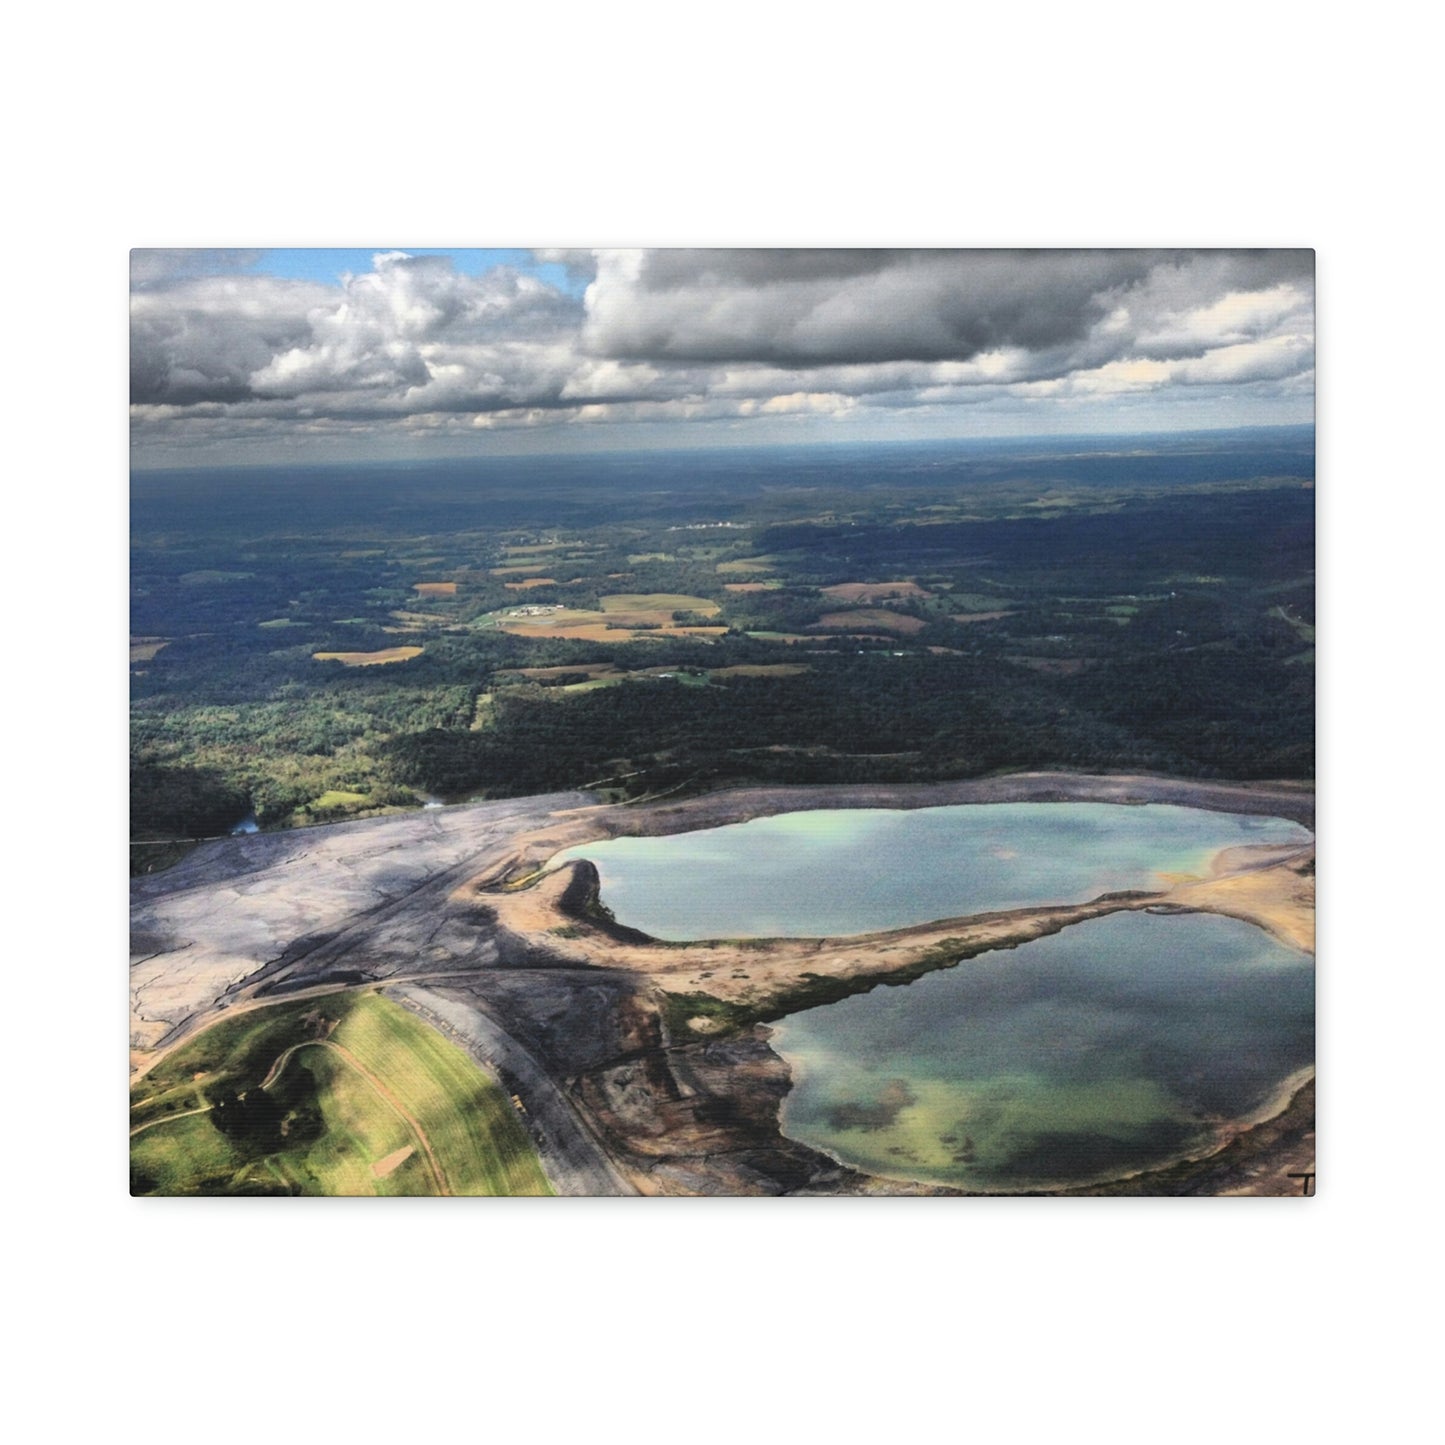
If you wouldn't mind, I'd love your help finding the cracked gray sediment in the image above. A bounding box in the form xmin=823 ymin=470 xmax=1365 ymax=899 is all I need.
xmin=129 ymin=792 xmax=598 ymax=1051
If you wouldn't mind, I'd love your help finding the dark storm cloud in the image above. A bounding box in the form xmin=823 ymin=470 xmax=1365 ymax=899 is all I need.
xmin=581 ymin=248 xmax=1313 ymax=368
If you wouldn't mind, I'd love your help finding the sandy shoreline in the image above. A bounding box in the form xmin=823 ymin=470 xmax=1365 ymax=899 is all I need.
xmin=465 ymin=791 xmax=1314 ymax=1030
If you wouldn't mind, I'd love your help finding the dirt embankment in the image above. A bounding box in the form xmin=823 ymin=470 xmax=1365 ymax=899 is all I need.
xmin=468 ymin=841 xmax=1314 ymax=1035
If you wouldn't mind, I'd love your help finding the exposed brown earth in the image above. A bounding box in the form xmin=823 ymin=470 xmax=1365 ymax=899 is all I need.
xmin=501 ymin=621 xmax=728 ymax=642
xmin=708 ymin=664 xmax=809 ymax=678
xmin=312 ymin=646 xmax=424 ymax=666
xmin=499 ymin=663 xmax=623 ymax=682
xmin=371 ymin=1145 xmax=416 ymax=1179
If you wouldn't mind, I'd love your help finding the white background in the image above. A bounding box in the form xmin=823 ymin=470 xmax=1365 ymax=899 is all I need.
xmin=7 ymin=2 xmax=1437 ymax=1439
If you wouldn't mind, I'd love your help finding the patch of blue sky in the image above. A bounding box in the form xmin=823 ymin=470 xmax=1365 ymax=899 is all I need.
xmin=253 ymin=247 xmax=584 ymax=295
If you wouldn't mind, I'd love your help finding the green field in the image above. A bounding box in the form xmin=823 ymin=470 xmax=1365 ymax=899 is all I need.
xmin=716 ymin=556 xmax=777 ymax=574
xmin=309 ymin=789 xmax=368 ymax=810
xmin=598 ymin=592 xmax=720 ymax=614
xmin=130 ymin=993 xmax=552 ymax=1197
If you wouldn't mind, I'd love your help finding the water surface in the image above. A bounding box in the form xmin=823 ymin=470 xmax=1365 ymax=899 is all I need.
xmin=770 ymin=910 xmax=1313 ymax=1190
xmin=553 ymin=803 xmax=1310 ymax=940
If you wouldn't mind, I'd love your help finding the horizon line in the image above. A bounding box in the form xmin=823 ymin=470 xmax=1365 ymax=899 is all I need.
xmin=130 ymin=420 xmax=1316 ymax=477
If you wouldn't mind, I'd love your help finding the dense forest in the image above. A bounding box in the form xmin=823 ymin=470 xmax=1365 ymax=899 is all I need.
xmin=131 ymin=431 xmax=1314 ymax=855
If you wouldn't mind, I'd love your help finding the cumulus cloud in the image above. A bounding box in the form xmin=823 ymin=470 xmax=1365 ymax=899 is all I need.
xmin=131 ymin=247 xmax=1314 ymax=459
xmin=130 ymin=274 xmax=336 ymax=406
xmin=131 ymin=251 xmax=591 ymax=414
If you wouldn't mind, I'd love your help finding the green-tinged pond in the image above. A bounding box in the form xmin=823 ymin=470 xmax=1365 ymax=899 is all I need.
xmin=552 ymin=802 xmax=1310 ymax=940
xmin=770 ymin=910 xmax=1314 ymax=1191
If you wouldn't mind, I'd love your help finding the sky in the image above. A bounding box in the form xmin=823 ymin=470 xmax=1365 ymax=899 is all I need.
xmin=129 ymin=248 xmax=1315 ymax=468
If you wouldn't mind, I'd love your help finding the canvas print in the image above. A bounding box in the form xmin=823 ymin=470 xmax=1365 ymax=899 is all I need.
xmin=130 ymin=248 xmax=1315 ymax=1197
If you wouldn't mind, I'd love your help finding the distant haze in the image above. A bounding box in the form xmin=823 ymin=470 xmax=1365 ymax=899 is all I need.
xmin=130 ymin=248 xmax=1314 ymax=469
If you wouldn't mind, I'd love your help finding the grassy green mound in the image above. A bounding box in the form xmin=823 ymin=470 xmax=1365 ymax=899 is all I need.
xmin=130 ymin=993 xmax=552 ymax=1197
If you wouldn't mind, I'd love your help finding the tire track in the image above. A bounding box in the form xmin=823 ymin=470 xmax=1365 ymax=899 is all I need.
xmin=133 ymin=1037 xmax=451 ymax=1196
xmin=265 ymin=1039 xmax=450 ymax=1195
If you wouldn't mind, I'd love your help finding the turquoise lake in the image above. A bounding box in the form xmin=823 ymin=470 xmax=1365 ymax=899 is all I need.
xmin=770 ymin=910 xmax=1314 ymax=1190
xmin=552 ymin=802 xmax=1311 ymax=940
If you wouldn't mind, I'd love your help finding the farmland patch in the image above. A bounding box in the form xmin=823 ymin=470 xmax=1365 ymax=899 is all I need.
xmin=180 ymin=570 xmax=253 ymax=585
xmin=822 ymin=580 xmax=932 ymax=602
xmin=502 ymin=618 xmax=726 ymax=643
xmin=599 ymin=593 xmax=720 ymax=615
xmin=942 ymin=592 xmax=1011 ymax=612
xmin=816 ymin=609 xmax=927 ymax=635
xmin=717 ymin=557 xmax=777 ymax=575
xmin=313 ymin=646 xmax=424 ymax=666
xmin=709 ymin=664 xmax=810 ymax=678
